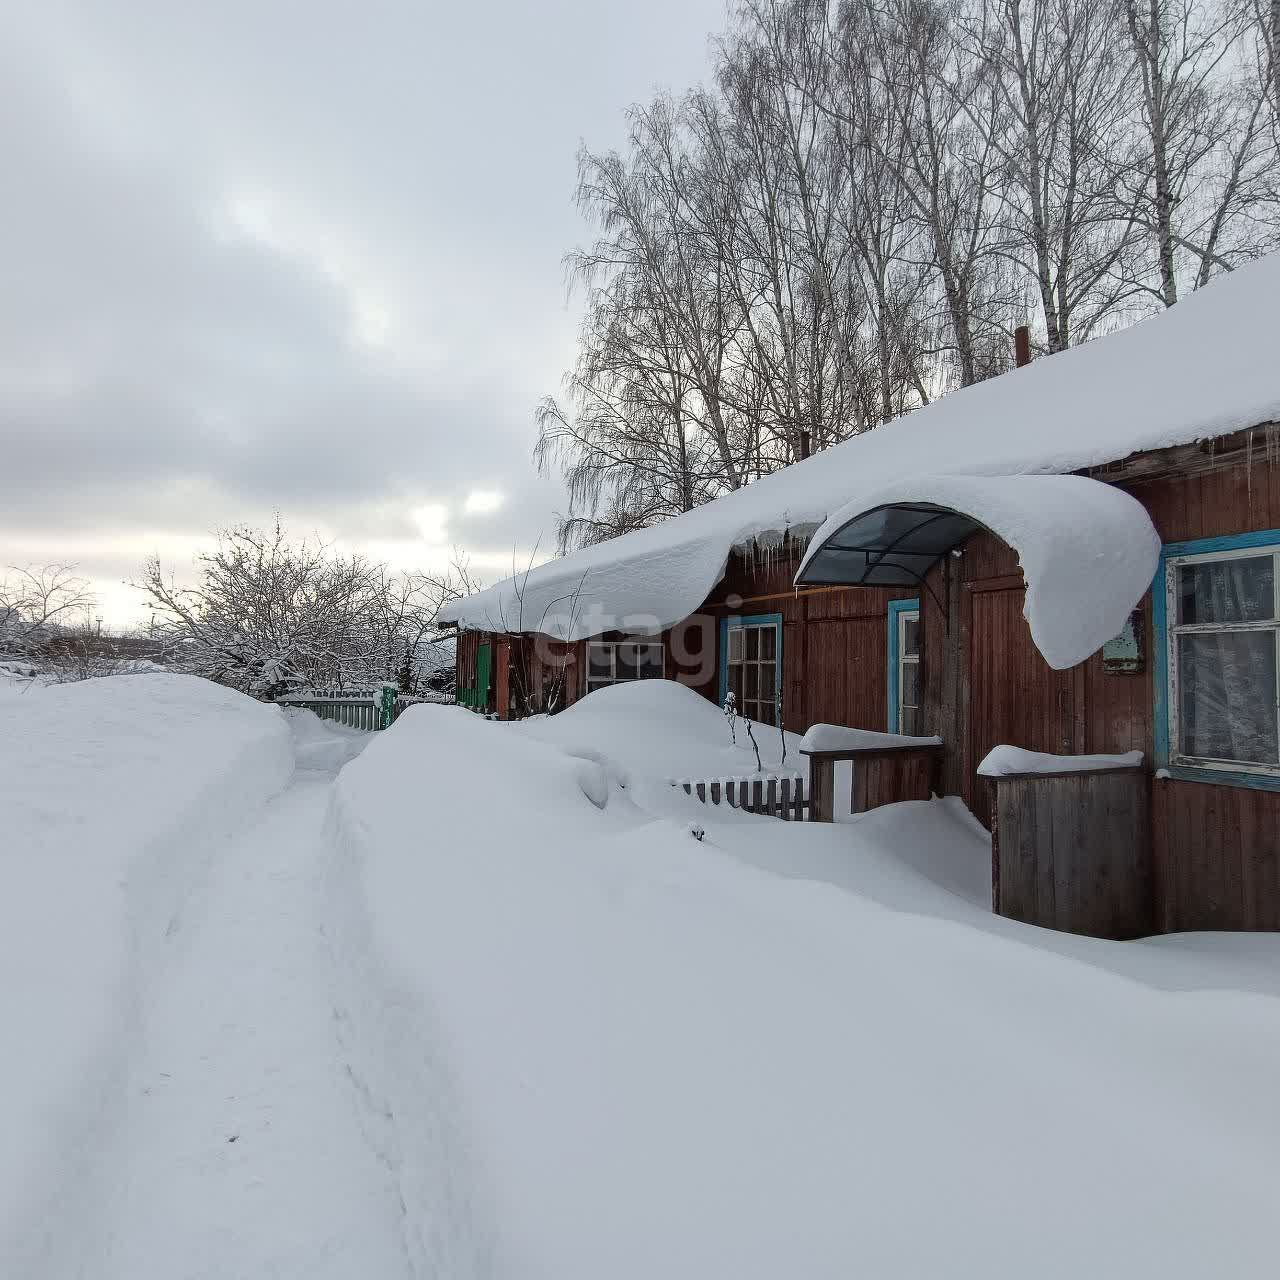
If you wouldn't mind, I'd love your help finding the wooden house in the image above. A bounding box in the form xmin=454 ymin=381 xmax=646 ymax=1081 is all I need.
xmin=441 ymin=258 xmax=1280 ymax=938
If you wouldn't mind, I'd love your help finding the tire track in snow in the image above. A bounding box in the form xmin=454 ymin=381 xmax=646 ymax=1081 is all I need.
xmin=321 ymin=781 xmax=500 ymax=1280
xmin=42 ymin=740 xmax=415 ymax=1278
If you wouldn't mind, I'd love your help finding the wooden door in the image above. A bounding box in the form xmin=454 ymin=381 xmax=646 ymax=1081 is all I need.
xmin=475 ymin=642 xmax=493 ymax=712
xmin=806 ymin=615 xmax=889 ymax=732
xmin=966 ymin=577 xmax=1075 ymax=824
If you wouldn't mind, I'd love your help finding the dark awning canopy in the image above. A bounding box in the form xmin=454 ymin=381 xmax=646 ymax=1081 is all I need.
xmin=794 ymin=502 xmax=982 ymax=588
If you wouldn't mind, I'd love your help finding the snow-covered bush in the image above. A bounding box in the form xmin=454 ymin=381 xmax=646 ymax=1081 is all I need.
xmin=137 ymin=522 xmax=475 ymax=699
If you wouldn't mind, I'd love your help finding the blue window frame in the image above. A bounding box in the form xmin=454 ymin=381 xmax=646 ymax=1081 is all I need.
xmin=719 ymin=613 xmax=783 ymax=725
xmin=1153 ymin=529 xmax=1280 ymax=791
xmin=887 ymin=598 xmax=921 ymax=734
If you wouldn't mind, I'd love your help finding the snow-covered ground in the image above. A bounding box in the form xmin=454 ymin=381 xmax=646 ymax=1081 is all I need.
xmin=4 ymin=676 xmax=1280 ymax=1277
xmin=0 ymin=681 xmax=397 ymax=1276
xmin=333 ymin=685 xmax=1280 ymax=1278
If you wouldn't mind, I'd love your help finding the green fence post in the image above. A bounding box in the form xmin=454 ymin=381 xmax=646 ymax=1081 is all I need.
xmin=380 ymin=683 xmax=398 ymax=730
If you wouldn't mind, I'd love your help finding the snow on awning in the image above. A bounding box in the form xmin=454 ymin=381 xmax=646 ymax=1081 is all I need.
xmin=795 ymin=474 xmax=1162 ymax=670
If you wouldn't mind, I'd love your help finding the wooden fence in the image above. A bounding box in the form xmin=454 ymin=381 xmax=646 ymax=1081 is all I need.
xmin=276 ymin=686 xmax=454 ymax=731
xmin=675 ymin=774 xmax=809 ymax=821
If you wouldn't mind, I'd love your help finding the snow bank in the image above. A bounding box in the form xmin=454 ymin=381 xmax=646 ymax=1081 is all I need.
xmin=517 ymin=679 xmax=804 ymax=788
xmin=330 ymin=706 xmax=1280 ymax=1278
xmin=441 ymin=255 xmax=1280 ymax=640
xmin=978 ymin=745 xmax=1145 ymax=776
xmin=800 ymin=722 xmax=942 ymax=753
xmin=797 ymin=473 xmax=1161 ymax=669
xmin=0 ymin=675 xmax=293 ymax=1271
xmin=284 ymin=705 xmax=375 ymax=772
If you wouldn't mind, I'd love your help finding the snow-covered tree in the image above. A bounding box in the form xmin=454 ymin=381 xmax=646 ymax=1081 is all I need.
xmin=0 ymin=564 xmax=94 ymax=657
xmin=136 ymin=523 xmax=478 ymax=699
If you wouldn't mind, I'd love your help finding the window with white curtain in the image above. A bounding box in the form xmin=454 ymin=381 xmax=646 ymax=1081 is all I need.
xmin=1166 ymin=546 xmax=1280 ymax=773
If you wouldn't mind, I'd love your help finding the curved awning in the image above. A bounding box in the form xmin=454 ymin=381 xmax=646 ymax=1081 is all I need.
xmin=795 ymin=474 xmax=1162 ymax=670
xmin=793 ymin=502 xmax=984 ymax=589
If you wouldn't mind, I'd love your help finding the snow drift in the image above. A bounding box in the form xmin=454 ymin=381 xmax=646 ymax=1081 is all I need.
xmin=329 ymin=703 xmax=1280 ymax=1278
xmin=517 ymin=679 xmax=804 ymax=787
xmin=0 ymin=675 xmax=293 ymax=1272
xmin=441 ymin=255 xmax=1280 ymax=642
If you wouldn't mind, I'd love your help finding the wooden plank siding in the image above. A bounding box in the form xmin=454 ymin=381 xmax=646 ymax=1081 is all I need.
xmin=989 ymin=769 xmax=1153 ymax=939
xmin=920 ymin=438 xmax=1280 ymax=931
xmin=696 ymin=546 xmax=914 ymax=734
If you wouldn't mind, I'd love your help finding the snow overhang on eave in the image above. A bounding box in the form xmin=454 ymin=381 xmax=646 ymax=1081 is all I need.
xmin=794 ymin=473 xmax=1162 ymax=670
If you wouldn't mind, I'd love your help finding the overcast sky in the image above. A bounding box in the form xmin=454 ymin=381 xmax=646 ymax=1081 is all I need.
xmin=1 ymin=0 xmax=726 ymax=626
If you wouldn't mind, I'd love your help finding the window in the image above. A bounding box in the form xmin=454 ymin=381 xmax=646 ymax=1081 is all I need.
xmin=1159 ymin=538 xmax=1280 ymax=782
xmin=584 ymin=639 xmax=665 ymax=694
xmin=887 ymin=599 xmax=921 ymax=734
xmin=719 ymin=614 xmax=782 ymax=725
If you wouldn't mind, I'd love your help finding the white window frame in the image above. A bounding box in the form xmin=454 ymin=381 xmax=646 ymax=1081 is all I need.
xmin=1165 ymin=543 xmax=1280 ymax=778
xmin=584 ymin=638 xmax=665 ymax=694
xmin=896 ymin=606 xmax=921 ymax=736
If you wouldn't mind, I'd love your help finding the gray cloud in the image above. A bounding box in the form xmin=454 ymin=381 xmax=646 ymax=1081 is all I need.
xmin=0 ymin=0 xmax=723 ymax=624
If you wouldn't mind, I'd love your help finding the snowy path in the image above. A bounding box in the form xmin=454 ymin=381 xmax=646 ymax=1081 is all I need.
xmin=54 ymin=737 xmax=414 ymax=1278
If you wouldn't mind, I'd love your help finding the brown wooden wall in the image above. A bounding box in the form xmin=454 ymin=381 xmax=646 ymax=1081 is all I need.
xmin=921 ymin=435 xmax=1280 ymax=932
xmin=693 ymin=546 xmax=914 ymax=735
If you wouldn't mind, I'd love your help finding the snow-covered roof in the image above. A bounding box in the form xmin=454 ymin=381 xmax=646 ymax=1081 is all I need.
xmin=440 ymin=255 xmax=1280 ymax=641
xmin=796 ymin=474 xmax=1161 ymax=669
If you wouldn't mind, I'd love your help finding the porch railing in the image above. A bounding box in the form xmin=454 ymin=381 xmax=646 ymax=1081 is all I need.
xmin=801 ymin=739 xmax=944 ymax=821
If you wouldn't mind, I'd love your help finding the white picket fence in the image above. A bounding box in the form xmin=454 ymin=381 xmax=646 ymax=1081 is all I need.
xmin=673 ymin=772 xmax=810 ymax=820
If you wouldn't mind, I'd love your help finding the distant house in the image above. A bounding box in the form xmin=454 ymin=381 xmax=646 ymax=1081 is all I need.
xmin=440 ymin=256 xmax=1280 ymax=937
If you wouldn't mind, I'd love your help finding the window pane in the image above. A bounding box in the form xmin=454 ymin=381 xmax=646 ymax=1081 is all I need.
xmin=759 ymin=625 xmax=777 ymax=660
xmin=902 ymin=614 xmax=920 ymax=658
xmin=900 ymin=659 xmax=920 ymax=711
xmin=759 ymin=662 xmax=775 ymax=700
xmin=744 ymin=627 xmax=760 ymax=660
xmin=744 ymin=665 xmax=759 ymax=700
xmin=636 ymin=645 xmax=663 ymax=679
xmin=587 ymin=644 xmax=612 ymax=679
xmin=1178 ymin=631 xmax=1278 ymax=763
xmin=1178 ymin=556 xmax=1274 ymax=625
xmin=901 ymin=706 xmax=921 ymax=736
xmin=729 ymin=668 xmax=743 ymax=704
xmin=728 ymin=627 xmax=743 ymax=663
xmin=755 ymin=699 xmax=777 ymax=727
xmin=616 ymin=645 xmax=640 ymax=679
